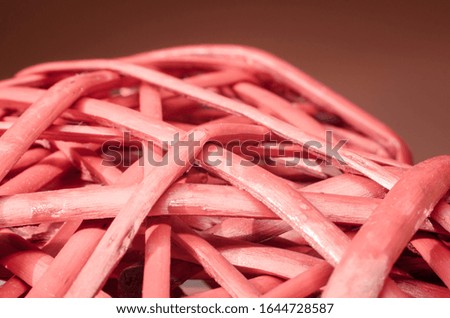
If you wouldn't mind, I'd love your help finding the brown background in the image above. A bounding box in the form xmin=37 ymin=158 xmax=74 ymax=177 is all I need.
xmin=0 ymin=0 xmax=448 ymax=162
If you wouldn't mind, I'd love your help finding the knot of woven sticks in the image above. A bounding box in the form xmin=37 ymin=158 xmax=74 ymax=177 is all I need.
xmin=0 ymin=45 xmax=448 ymax=298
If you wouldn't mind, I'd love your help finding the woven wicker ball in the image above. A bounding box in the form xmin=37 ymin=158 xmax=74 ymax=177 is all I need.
xmin=0 ymin=45 xmax=448 ymax=298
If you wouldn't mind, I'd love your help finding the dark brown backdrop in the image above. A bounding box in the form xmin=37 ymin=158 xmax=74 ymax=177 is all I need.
xmin=1 ymin=0 xmax=449 ymax=162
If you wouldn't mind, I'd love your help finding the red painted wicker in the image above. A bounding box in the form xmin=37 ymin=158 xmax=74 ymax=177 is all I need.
xmin=0 ymin=45 xmax=448 ymax=298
